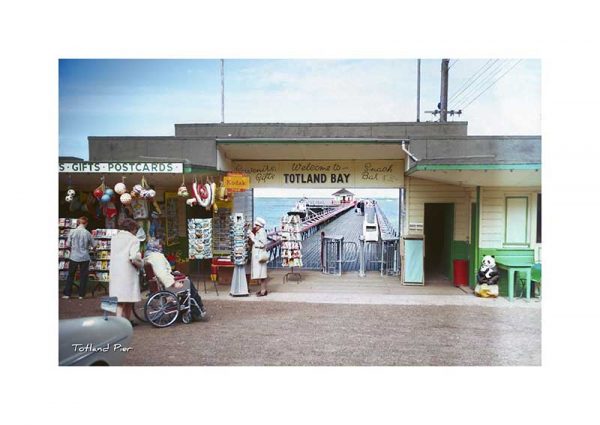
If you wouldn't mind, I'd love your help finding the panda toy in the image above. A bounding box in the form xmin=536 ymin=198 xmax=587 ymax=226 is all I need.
xmin=475 ymin=255 xmax=500 ymax=298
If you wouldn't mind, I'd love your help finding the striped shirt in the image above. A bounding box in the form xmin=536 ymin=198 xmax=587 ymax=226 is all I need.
xmin=66 ymin=225 xmax=94 ymax=262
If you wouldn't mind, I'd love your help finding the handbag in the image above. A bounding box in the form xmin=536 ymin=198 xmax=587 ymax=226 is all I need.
xmin=258 ymin=250 xmax=270 ymax=263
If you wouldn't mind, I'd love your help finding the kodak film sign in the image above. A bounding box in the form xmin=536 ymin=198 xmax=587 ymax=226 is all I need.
xmin=231 ymin=160 xmax=404 ymax=188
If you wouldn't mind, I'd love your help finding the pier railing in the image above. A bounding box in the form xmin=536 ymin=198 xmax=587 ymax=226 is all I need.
xmin=265 ymin=201 xmax=356 ymax=265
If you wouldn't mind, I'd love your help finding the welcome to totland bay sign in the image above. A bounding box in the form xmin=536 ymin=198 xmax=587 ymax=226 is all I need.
xmin=232 ymin=160 xmax=404 ymax=188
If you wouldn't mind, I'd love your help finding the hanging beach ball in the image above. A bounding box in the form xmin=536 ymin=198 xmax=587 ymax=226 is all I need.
xmin=114 ymin=182 xmax=127 ymax=195
xmin=104 ymin=188 xmax=114 ymax=197
xmin=93 ymin=188 xmax=104 ymax=199
xmin=133 ymin=184 xmax=143 ymax=194
xmin=100 ymin=194 xmax=111 ymax=203
xmin=120 ymin=193 xmax=132 ymax=205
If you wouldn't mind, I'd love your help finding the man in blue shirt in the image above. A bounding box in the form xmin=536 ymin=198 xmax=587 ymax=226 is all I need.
xmin=62 ymin=216 xmax=94 ymax=299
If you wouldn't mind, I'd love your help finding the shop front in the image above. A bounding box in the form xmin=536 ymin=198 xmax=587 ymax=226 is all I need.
xmin=58 ymin=161 xmax=250 ymax=295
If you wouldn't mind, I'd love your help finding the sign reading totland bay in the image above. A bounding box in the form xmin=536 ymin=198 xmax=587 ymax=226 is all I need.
xmin=232 ymin=160 xmax=404 ymax=188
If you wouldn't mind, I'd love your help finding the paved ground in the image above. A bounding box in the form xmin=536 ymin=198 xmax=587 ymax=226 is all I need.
xmin=59 ymin=291 xmax=541 ymax=366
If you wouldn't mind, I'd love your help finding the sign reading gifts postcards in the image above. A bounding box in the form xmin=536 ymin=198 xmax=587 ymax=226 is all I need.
xmin=59 ymin=162 xmax=183 ymax=173
xmin=231 ymin=160 xmax=404 ymax=188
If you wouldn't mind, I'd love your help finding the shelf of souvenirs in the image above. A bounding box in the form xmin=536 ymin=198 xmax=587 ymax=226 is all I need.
xmin=58 ymin=270 xmax=110 ymax=282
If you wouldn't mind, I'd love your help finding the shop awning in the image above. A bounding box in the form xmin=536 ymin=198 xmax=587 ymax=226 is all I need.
xmin=216 ymin=138 xmax=408 ymax=161
xmin=406 ymin=162 xmax=541 ymax=187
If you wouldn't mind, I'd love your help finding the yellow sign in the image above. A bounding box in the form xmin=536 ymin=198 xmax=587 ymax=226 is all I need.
xmin=223 ymin=174 xmax=250 ymax=191
xmin=232 ymin=160 xmax=404 ymax=188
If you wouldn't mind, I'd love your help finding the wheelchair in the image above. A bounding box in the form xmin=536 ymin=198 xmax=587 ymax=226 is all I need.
xmin=135 ymin=263 xmax=202 ymax=328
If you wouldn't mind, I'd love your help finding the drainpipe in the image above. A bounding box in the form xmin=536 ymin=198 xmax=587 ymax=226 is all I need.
xmin=474 ymin=186 xmax=481 ymax=288
xmin=401 ymin=140 xmax=418 ymax=165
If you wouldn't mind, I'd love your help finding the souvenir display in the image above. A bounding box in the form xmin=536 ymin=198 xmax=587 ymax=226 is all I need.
xmin=58 ymin=221 xmax=116 ymax=286
xmin=187 ymin=218 xmax=213 ymax=259
xmin=212 ymin=204 xmax=233 ymax=256
xmin=229 ymin=214 xmax=249 ymax=266
xmin=229 ymin=213 xmax=249 ymax=296
xmin=120 ymin=192 xmax=132 ymax=205
xmin=280 ymin=214 xmax=303 ymax=268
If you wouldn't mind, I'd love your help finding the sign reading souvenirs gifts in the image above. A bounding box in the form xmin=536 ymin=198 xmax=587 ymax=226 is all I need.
xmin=59 ymin=162 xmax=184 ymax=173
xmin=232 ymin=160 xmax=404 ymax=188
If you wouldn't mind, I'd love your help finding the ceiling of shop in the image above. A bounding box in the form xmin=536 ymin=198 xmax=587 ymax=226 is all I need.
xmin=409 ymin=169 xmax=541 ymax=187
xmin=217 ymin=141 xmax=408 ymax=161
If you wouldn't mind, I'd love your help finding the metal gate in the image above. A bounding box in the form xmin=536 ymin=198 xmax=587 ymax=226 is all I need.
xmin=321 ymin=235 xmax=358 ymax=275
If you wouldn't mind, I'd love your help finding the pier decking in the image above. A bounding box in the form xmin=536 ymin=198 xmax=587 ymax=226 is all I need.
xmin=301 ymin=209 xmax=364 ymax=270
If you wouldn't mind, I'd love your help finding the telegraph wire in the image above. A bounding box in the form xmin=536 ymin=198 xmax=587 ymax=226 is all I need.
xmin=451 ymin=60 xmax=507 ymax=106
xmin=448 ymin=59 xmax=496 ymax=104
xmin=453 ymin=60 xmax=514 ymax=108
xmin=460 ymin=59 xmax=523 ymax=110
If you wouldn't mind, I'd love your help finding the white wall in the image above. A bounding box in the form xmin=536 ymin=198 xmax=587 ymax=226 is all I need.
xmin=405 ymin=177 xmax=470 ymax=241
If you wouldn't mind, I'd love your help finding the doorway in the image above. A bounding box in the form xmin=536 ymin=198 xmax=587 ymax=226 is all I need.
xmin=424 ymin=203 xmax=454 ymax=280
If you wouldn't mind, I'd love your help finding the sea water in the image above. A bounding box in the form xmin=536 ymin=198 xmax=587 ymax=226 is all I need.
xmin=254 ymin=197 xmax=399 ymax=232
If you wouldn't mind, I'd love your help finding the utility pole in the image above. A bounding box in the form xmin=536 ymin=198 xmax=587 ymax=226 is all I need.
xmin=416 ymin=59 xmax=421 ymax=122
xmin=220 ymin=59 xmax=225 ymax=123
xmin=440 ymin=58 xmax=449 ymax=122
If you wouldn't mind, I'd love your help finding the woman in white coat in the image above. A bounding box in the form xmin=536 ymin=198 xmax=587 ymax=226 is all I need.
xmin=248 ymin=217 xmax=269 ymax=296
xmin=109 ymin=218 xmax=143 ymax=322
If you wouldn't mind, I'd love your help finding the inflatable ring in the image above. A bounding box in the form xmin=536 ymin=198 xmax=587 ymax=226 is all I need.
xmin=203 ymin=182 xmax=213 ymax=209
xmin=196 ymin=182 xmax=211 ymax=208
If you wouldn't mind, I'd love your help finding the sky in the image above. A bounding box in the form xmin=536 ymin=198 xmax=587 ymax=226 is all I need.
xmin=59 ymin=59 xmax=541 ymax=160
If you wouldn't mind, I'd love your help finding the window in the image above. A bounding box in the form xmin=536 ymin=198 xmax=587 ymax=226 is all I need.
xmin=536 ymin=193 xmax=542 ymax=243
xmin=505 ymin=197 xmax=528 ymax=245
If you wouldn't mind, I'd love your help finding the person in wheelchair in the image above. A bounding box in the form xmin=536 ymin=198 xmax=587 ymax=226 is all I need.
xmin=143 ymin=238 xmax=207 ymax=320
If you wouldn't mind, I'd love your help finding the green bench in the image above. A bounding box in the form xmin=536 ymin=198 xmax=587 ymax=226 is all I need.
xmin=478 ymin=249 xmax=535 ymax=301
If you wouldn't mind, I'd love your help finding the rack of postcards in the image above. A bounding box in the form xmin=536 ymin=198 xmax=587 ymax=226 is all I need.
xmin=280 ymin=214 xmax=303 ymax=268
xmin=89 ymin=228 xmax=118 ymax=283
xmin=230 ymin=213 xmax=249 ymax=266
xmin=188 ymin=218 xmax=213 ymax=259
xmin=58 ymin=218 xmax=78 ymax=281
xmin=213 ymin=206 xmax=233 ymax=257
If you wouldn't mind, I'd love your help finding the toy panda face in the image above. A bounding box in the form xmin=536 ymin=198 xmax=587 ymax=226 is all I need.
xmin=481 ymin=255 xmax=496 ymax=268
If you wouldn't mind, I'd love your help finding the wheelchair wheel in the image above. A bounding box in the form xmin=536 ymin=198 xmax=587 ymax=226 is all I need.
xmin=132 ymin=289 xmax=151 ymax=322
xmin=182 ymin=310 xmax=192 ymax=324
xmin=145 ymin=291 xmax=179 ymax=328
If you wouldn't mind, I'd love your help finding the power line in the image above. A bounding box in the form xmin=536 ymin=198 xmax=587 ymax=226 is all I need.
xmin=451 ymin=60 xmax=507 ymax=106
xmin=453 ymin=60 xmax=514 ymax=109
xmin=448 ymin=59 xmax=496 ymax=103
xmin=460 ymin=59 xmax=523 ymax=110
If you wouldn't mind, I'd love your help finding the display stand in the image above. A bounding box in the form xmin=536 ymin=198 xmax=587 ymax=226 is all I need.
xmin=229 ymin=213 xmax=249 ymax=296
xmin=281 ymin=213 xmax=303 ymax=283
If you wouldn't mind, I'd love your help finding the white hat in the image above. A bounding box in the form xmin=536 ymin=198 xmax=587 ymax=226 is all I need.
xmin=254 ymin=217 xmax=266 ymax=227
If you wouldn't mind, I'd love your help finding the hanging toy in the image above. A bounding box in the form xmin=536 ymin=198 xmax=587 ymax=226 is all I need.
xmin=120 ymin=193 xmax=132 ymax=205
xmin=210 ymin=180 xmax=217 ymax=207
xmin=105 ymin=188 xmax=115 ymax=198
xmin=203 ymin=181 xmax=213 ymax=210
xmin=193 ymin=178 xmax=210 ymax=208
xmin=114 ymin=181 xmax=127 ymax=195
xmin=217 ymin=183 xmax=227 ymax=201
xmin=65 ymin=194 xmax=74 ymax=203
xmin=100 ymin=194 xmax=111 ymax=203
xmin=103 ymin=201 xmax=118 ymax=219
xmin=178 ymin=185 xmax=188 ymax=197
xmin=67 ymin=189 xmax=76 ymax=197
xmin=93 ymin=188 xmax=104 ymax=200
xmin=133 ymin=184 xmax=143 ymax=195
xmin=186 ymin=198 xmax=197 ymax=207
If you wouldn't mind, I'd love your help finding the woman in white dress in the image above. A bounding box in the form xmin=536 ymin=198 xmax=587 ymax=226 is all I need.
xmin=248 ymin=217 xmax=269 ymax=296
xmin=109 ymin=218 xmax=143 ymax=322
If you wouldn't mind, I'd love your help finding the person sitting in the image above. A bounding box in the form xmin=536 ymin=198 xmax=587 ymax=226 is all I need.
xmin=143 ymin=238 xmax=207 ymax=319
